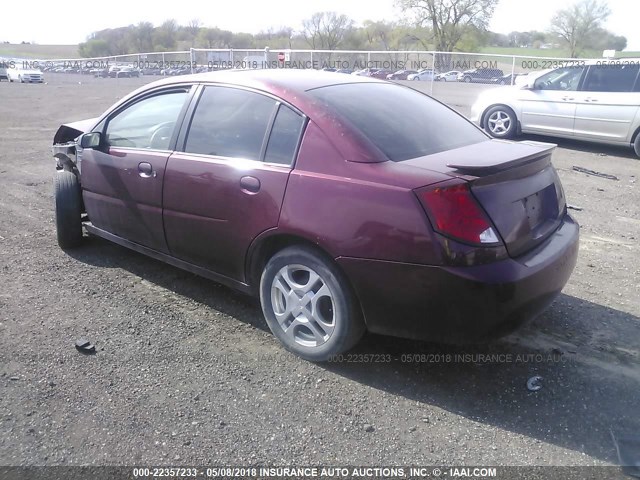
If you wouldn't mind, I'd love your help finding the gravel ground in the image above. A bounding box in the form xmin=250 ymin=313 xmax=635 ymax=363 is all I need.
xmin=0 ymin=74 xmax=638 ymax=470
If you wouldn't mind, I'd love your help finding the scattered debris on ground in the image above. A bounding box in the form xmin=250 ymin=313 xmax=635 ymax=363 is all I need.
xmin=572 ymin=166 xmax=619 ymax=181
xmin=527 ymin=376 xmax=543 ymax=392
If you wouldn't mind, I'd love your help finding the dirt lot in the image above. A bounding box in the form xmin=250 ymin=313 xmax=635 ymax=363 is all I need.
xmin=0 ymin=74 xmax=639 ymax=471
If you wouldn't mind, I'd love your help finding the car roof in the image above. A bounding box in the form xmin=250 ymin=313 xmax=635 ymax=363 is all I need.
xmin=144 ymin=68 xmax=385 ymax=94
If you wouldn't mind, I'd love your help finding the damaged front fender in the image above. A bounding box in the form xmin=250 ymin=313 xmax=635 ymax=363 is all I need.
xmin=52 ymin=117 xmax=98 ymax=172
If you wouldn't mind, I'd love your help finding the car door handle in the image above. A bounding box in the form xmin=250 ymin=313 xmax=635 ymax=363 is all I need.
xmin=585 ymin=97 xmax=599 ymax=102
xmin=240 ymin=176 xmax=260 ymax=193
xmin=138 ymin=162 xmax=156 ymax=178
xmin=562 ymin=96 xmax=575 ymax=101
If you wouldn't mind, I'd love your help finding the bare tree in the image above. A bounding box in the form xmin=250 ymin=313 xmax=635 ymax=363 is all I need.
xmin=186 ymin=19 xmax=202 ymax=46
xmin=302 ymin=12 xmax=354 ymax=50
xmin=397 ymin=0 xmax=499 ymax=52
xmin=550 ymin=0 xmax=610 ymax=57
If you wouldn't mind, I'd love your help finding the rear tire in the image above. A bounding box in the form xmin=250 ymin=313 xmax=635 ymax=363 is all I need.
xmin=260 ymin=245 xmax=365 ymax=362
xmin=634 ymin=133 xmax=640 ymax=158
xmin=54 ymin=170 xmax=83 ymax=249
xmin=483 ymin=105 xmax=518 ymax=139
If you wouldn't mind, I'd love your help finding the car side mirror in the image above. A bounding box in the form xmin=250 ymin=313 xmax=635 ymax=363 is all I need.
xmin=80 ymin=132 xmax=101 ymax=149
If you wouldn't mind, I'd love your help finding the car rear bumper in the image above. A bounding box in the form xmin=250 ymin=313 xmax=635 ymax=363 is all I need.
xmin=337 ymin=214 xmax=579 ymax=344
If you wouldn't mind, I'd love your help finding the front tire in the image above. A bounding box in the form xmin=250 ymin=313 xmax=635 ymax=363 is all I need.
xmin=260 ymin=246 xmax=365 ymax=362
xmin=54 ymin=170 xmax=83 ymax=249
xmin=484 ymin=105 xmax=518 ymax=139
xmin=634 ymin=133 xmax=640 ymax=158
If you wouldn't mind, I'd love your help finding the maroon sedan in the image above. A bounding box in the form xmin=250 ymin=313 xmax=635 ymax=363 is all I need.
xmin=52 ymin=70 xmax=579 ymax=361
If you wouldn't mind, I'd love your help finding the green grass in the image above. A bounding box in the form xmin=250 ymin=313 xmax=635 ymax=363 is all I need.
xmin=481 ymin=46 xmax=640 ymax=59
xmin=0 ymin=44 xmax=79 ymax=59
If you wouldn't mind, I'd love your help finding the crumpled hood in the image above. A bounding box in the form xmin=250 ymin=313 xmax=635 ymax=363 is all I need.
xmin=53 ymin=117 xmax=98 ymax=144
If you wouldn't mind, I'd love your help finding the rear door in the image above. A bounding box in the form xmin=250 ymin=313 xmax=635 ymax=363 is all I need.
xmin=80 ymin=87 xmax=191 ymax=253
xmin=163 ymin=85 xmax=306 ymax=281
xmin=573 ymin=64 xmax=640 ymax=143
xmin=518 ymin=66 xmax=586 ymax=136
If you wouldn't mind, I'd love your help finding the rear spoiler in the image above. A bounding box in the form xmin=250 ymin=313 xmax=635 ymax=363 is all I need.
xmin=447 ymin=140 xmax=556 ymax=175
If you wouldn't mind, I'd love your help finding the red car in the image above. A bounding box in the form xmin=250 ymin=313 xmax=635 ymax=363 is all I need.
xmin=52 ymin=70 xmax=579 ymax=361
xmin=368 ymin=69 xmax=394 ymax=79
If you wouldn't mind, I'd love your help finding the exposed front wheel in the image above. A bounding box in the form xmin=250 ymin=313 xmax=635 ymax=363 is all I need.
xmin=634 ymin=133 xmax=640 ymax=158
xmin=260 ymin=246 xmax=365 ymax=362
xmin=484 ymin=105 xmax=518 ymax=139
xmin=54 ymin=170 xmax=83 ymax=249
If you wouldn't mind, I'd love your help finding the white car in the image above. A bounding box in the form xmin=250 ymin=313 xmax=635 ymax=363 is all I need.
xmin=407 ymin=69 xmax=436 ymax=81
xmin=470 ymin=60 xmax=640 ymax=157
xmin=7 ymin=66 xmax=44 ymax=83
xmin=435 ymin=70 xmax=461 ymax=82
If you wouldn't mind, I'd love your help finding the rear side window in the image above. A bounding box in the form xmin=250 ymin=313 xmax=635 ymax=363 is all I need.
xmin=582 ymin=64 xmax=640 ymax=92
xmin=308 ymin=83 xmax=487 ymax=161
xmin=185 ymin=86 xmax=277 ymax=160
xmin=264 ymin=105 xmax=305 ymax=165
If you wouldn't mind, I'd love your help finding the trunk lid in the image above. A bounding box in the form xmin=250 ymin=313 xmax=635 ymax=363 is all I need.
xmin=405 ymin=139 xmax=566 ymax=257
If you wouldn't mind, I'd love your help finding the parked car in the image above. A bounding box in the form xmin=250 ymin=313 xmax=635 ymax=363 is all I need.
xmin=386 ymin=70 xmax=418 ymax=80
xmin=490 ymin=73 xmax=526 ymax=85
xmin=0 ymin=65 xmax=8 ymax=81
xmin=369 ymin=69 xmax=393 ymax=79
xmin=336 ymin=68 xmax=353 ymax=74
xmin=118 ymin=67 xmax=141 ymax=78
xmin=470 ymin=60 xmax=640 ymax=157
xmin=435 ymin=70 xmax=461 ymax=82
xmin=7 ymin=66 xmax=44 ymax=83
xmin=52 ymin=70 xmax=579 ymax=361
xmin=458 ymin=68 xmax=504 ymax=83
xmin=352 ymin=68 xmax=375 ymax=76
xmin=407 ymin=69 xmax=436 ymax=81
xmin=141 ymin=67 xmax=162 ymax=76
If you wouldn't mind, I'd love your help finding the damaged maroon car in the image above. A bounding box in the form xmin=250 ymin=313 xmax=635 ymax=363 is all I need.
xmin=52 ymin=69 xmax=579 ymax=361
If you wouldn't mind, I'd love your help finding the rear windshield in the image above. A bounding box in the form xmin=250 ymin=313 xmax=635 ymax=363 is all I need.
xmin=308 ymin=83 xmax=487 ymax=161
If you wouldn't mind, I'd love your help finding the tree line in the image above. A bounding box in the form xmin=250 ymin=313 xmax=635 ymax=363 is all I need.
xmin=78 ymin=0 xmax=626 ymax=58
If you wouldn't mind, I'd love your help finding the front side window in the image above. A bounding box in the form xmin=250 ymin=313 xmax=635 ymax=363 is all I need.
xmin=534 ymin=66 xmax=585 ymax=91
xmin=106 ymin=90 xmax=189 ymax=149
xmin=184 ymin=86 xmax=277 ymax=160
xmin=582 ymin=64 xmax=640 ymax=92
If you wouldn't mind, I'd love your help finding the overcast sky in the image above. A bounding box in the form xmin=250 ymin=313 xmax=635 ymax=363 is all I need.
xmin=2 ymin=0 xmax=638 ymax=50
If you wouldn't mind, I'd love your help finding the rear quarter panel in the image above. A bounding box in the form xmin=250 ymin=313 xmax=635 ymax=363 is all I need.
xmin=278 ymin=121 xmax=449 ymax=265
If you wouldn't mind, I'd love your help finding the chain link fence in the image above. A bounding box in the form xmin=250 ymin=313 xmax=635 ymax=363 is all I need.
xmin=22 ymin=48 xmax=587 ymax=86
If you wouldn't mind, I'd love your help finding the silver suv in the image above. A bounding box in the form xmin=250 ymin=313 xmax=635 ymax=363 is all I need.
xmin=470 ymin=60 xmax=640 ymax=157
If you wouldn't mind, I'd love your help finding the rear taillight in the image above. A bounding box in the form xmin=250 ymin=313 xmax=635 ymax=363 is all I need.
xmin=417 ymin=182 xmax=501 ymax=246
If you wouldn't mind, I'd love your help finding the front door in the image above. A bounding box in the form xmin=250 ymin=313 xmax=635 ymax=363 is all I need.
xmin=80 ymin=88 xmax=191 ymax=253
xmin=518 ymin=66 xmax=586 ymax=136
xmin=163 ymin=85 xmax=306 ymax=281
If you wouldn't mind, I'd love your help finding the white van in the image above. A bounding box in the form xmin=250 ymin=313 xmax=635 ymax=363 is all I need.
xmin=470 ymin=59 xmax=640 ymax=157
